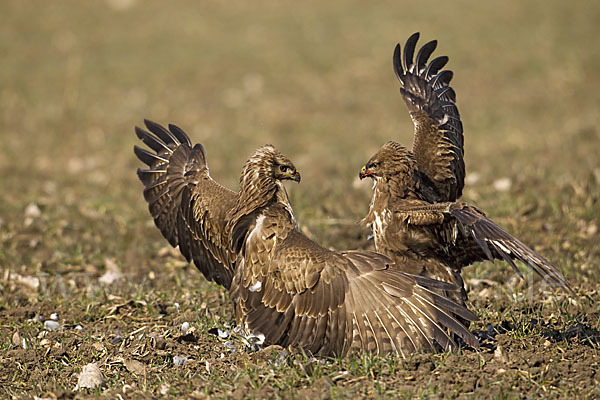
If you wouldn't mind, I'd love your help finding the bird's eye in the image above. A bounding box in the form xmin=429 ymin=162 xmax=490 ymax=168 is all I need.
xmin=279 ymin=165 xmax=288 ymax=173
xmin=368 ymin=162 xmax=378 ymax=169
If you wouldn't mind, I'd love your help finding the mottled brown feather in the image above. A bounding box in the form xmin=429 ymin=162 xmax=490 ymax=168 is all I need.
xmin=393 ymin=32 xmax=465 ymax=201
xmin=361 ymin=143 xmax=571 ymax=305
xmin=134 ymin=121 xmax=237 ymax=289
xmin=230 ymin=146 xmax=478 ymax=357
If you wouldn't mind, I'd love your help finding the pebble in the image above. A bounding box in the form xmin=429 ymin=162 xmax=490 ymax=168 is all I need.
xmin=160 ymin=383 xmax=170 ymax=395
xmin=44 ymin=320 xmax=61 ymax=331
xmin=174 ymin=303 xmax=180 ymax=313
xmin=465 ymin=172 xmax=481 ymax=186
xmin=217 ymin=328 xmax=228 ymax=339
xmin=494 ymin=345 xmax=509 ymax=363
xmin=50 ymin=313 xmax=59 ymax=320
xmin=25 ymin=203 xmax=42 ymax=218
xmin=12 ymin=331 xmax=21 ymax=346
xmin=173 ymin=355 xmax=187 ymax=366
xmin=99 ymin=269 xmax=122 ymax=285
xmin=76 ymin=363 xmax=105 ymax=390
xmin=248 ymin=332 xmax=265 ymax=346
xmin=112 ymin=330 xmax=123 ymax=344
xmin=224 ymin=341 xmax=237 ymax=352
xmin=493 ymin=177 xmax=512 ymax=192
xmin=181 ymin=322 xmax=190 ymax=335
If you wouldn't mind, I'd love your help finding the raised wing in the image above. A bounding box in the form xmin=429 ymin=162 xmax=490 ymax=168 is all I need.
xmin=231 ymin=207 xmax=478 ymax=357
xmin=134 ymin=120 xmax=237 ymax=289
xmin=396 ymin=201 xmax=571 ymax=290
xmin=393 ymin=32 xmax=465 ymax=201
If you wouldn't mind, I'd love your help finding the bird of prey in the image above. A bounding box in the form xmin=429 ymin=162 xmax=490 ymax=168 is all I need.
xmin=134 ymin=120 xmax=237 ymax=289
xmin=135 ymin=121 xmax=478 ymax=357
xmin=226 ymin=144 xmax=478 ymax=356
xmin=359 ymin=33 xmax=570 ymax=303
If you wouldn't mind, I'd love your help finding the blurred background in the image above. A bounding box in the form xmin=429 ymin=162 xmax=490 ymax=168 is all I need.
xmin=1 ymin=0 xmax=598 ymax=282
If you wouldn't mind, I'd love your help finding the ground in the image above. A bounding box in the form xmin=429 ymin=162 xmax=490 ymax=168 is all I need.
xmin=1 ymin=0 xmax=599 ymax=398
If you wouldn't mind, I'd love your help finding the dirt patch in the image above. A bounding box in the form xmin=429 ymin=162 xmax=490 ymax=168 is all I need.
xmin=1 ymin=270 xmax=599 ymax=398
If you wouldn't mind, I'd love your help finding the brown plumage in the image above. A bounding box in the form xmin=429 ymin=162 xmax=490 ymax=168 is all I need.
xmin=359 ymin=35 xmax=570 ymax=302
xmin=227 ymin=145 xmax=479 ymax=357
xmin=134 ymin=120 xmax=237 ymax=289
xmin=392 ymin=32 xmax=465 ymax=202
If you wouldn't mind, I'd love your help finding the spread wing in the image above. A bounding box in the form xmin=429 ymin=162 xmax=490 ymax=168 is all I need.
xmin=393 ymin=32 xmax=465 ymax=201
xmin=134 ymin=120 xmax=237 ymax=289
xmin=231 ymin=209 xmax=478 ymax=357
xmin=396 ymin=201 xmax=571 ymax=290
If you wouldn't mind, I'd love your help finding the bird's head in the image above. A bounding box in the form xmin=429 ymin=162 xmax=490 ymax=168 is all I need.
xmin=359 ymin=141 xmax=414 ymax=182
xmin=243 ymin=144 xmax=300 ymax=185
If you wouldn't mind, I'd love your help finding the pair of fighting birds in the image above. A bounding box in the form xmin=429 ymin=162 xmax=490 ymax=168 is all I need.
xmin=134 ymin=33 xmax=570 ymax=357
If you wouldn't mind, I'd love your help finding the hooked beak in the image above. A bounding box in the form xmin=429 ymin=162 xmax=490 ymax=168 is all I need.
xmin=290 ymin=170 xmax=301 ymax=183
xmin=359 ymin=166 xmax=373 ymax=180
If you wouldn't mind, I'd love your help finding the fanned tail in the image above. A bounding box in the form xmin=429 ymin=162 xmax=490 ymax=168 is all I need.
xmin=451 ymin=205 xmax=571 ymax=291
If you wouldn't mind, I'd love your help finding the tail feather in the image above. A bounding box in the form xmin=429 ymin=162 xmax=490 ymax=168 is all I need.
xmin=144 ymin=119 xmax=182 ymax=147
xmin=451 ymin=204 xmax=571 ymax=291
xmin=168 ymin=123 xmax=193 ymax=146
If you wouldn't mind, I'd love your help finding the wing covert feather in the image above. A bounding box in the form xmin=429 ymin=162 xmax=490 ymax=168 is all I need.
xmin=234 ymin=214 xmax=479 ymax=356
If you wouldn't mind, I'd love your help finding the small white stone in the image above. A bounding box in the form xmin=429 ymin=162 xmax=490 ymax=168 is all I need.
xmin=173 ymin=355 xmax=187 ymax=366
xmin=12 ymin=331 xmax=20 ymax=347
xmin=174 ymin=303 xmax=180 ymax=313
xmin=217 ymin=328 xmax=228 ymax=339
xmin=98 ymin=270 xmax=121 ymax=285
xmin=493 ymin=177 xmax=512 ymax=192
xmin=160 ymin=383 xmax=170 ymax=395
xmin=25 ymin=203 xmax=41 ymax=218
xmin=50 ymin=313 xmax=59 ymax=320
xmin=494 ymin=345 xmax=508 ymax=363
xmin=465 ymin=172 xmax=481 ymax=186
xmin=76 ymin=363 xmax=105 ymax=390
xmin=44 ymin=320 xmax=61 ymax=331
xmin=181 ymin=322 xmax=190 ymax=335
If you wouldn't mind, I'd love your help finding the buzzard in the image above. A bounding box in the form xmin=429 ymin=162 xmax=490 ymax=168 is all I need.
xmin=134 ymin=120 xmax=237 ymax=289
xmin=359 ymin=33 xmax=570 ymax=302
xmin=226 ymin=144 xmax=478 ymax=356
xmin=135 ymin=121 xmax=478 ymax=357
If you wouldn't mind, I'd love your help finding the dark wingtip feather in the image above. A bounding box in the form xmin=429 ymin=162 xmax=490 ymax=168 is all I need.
xmin=426 ymin=56 xmax=449 ymax=79
xmin=393 ymin=43 xmax=404 ymax=82
xmin=134 ymin=145 xmax=166 ymax=167
xmin=144 ymin=119 xmax=179 ymax=145
xmin=134 ymin=125 xmax=146 ymax=140
xmin=135 ymin=126 xmax=169 ymax=153
xmin=403 ymin=32 xmax=420 ymax=71
xmin=168 ymin=123 xmax=192 ymax=147
xmin=415 ymin=40 xmax=438 ymax=73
